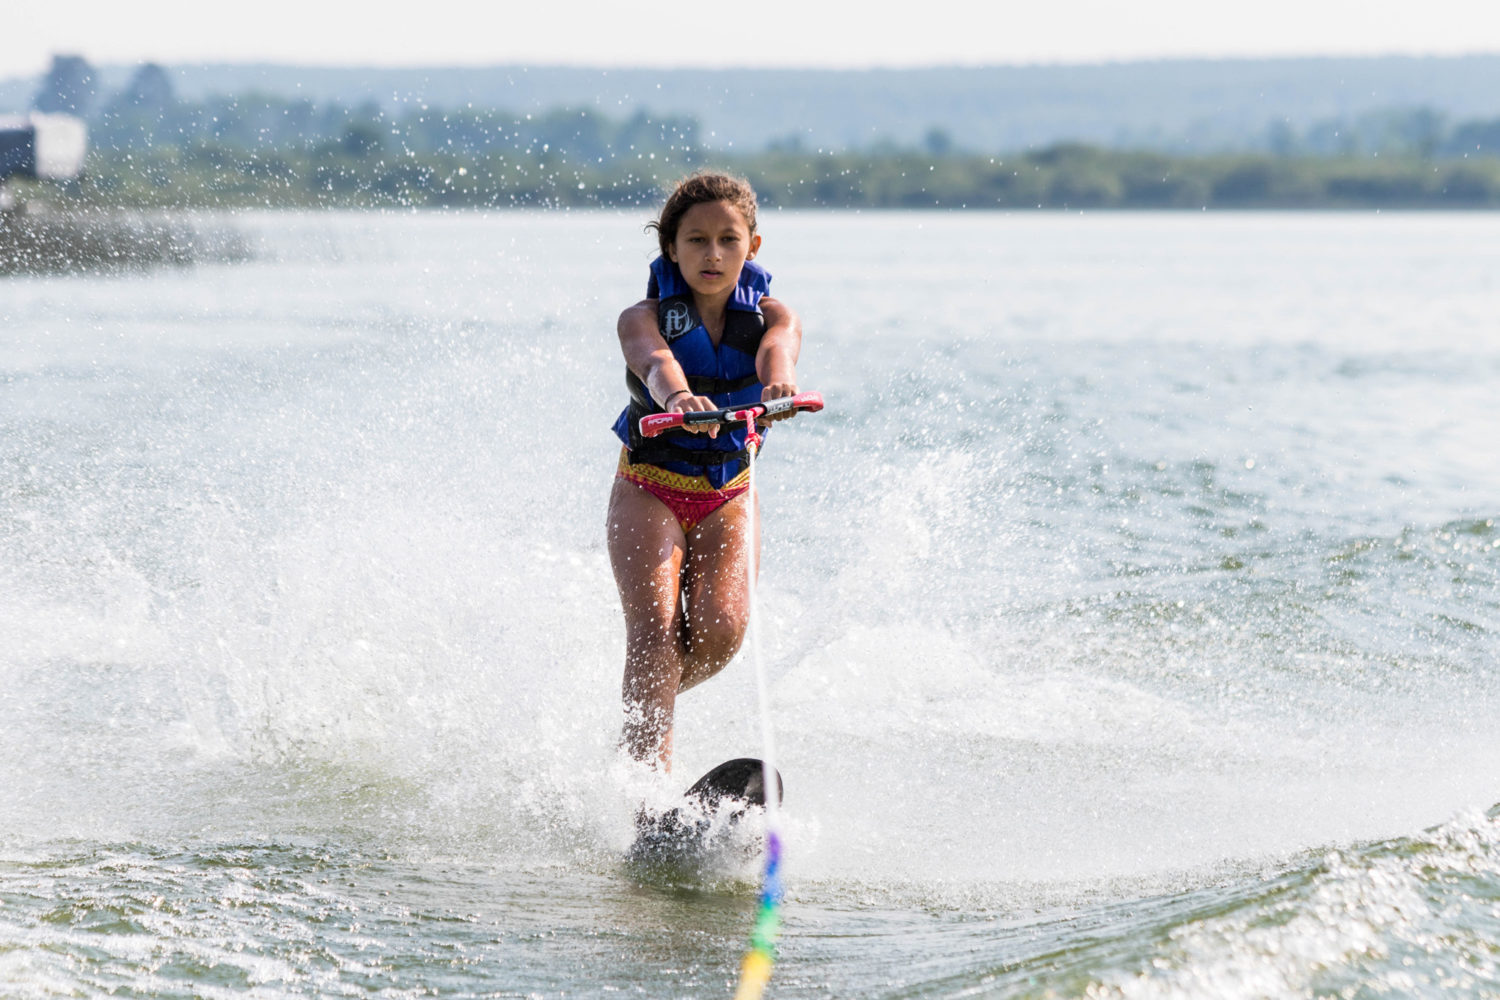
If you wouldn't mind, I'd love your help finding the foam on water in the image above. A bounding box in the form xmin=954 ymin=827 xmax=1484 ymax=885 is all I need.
xmin=1075 ymin=807 xmax=1500 ymax=998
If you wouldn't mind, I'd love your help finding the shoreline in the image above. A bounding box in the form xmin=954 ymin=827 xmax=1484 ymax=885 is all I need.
xmin=0 ymin=203 xmax=251 ymax=275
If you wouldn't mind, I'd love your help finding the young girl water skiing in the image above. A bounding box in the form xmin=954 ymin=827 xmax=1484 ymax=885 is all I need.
xmin=607 ymin=172 xmax=804 ymax=772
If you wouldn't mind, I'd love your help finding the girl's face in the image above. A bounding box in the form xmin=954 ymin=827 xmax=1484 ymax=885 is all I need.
xmin=667 ymin=200 xmax=761 ymax=301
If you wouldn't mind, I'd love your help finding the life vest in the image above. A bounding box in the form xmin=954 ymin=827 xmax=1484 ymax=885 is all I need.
xmin=612 ymin=255 xmax=770 ymax=488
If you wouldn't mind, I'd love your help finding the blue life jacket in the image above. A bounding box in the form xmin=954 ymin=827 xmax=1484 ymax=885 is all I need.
xmin=612 ymin=255 xmax=770 ymax=488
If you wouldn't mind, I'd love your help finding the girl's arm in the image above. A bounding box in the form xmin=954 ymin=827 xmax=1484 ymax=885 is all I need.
xmin=757 ymin=296 xmax=802 ymax=419
xmin=617 ymin=300 xmax=720 ymax=435
xmin=618 ymin=300 xmax=684 ymax=407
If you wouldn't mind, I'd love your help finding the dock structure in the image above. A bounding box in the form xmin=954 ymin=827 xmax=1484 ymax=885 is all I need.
xmin=0 ymin=113 xmax=87 ymax=179
xmin=1 ymin=114 xmax=88 ymax=207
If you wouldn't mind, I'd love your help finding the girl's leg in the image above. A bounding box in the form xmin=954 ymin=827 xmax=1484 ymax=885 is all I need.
xmin=679 ymin=489 xmax=760 ymax=692
xmin=607 ymin=477 xmax=689 ymax=769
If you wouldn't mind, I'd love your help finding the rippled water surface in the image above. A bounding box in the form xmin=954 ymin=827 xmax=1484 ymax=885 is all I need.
xmin=3 ymin=210 xmax=1499 ymax=997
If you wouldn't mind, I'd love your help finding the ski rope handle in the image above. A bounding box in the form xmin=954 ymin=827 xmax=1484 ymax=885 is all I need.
xmin=636 ymin=392 xmax=824 ymax=439
xmin=732 ymin=416 xmax=783 ymax=1000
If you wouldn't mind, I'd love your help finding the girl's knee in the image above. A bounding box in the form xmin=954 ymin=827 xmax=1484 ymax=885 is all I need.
xmin=685 ymin=612 xmax=748 ymax=672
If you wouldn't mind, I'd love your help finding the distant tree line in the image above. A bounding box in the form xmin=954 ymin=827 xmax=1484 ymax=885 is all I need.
xmin=15 ymin=55 xmax=1500 ymax=211
xmin=748 ymin=145 xmax=1500 ymax=209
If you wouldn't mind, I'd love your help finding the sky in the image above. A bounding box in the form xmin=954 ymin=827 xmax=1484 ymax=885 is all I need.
xmin=5 ymin=0 xmax=1500 ymax=78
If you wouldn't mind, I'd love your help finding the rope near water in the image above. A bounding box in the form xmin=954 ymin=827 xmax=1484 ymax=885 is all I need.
xmin=732 ymin=421 xmax=784 ymax=1000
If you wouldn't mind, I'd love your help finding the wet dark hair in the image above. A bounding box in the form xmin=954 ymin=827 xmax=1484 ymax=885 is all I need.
xmin=647 ymin=171 xmax=759 ymax=258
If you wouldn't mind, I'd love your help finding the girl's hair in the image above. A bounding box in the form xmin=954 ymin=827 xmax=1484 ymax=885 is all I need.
xmin=647 ymin=171 xmax=758 ymax=258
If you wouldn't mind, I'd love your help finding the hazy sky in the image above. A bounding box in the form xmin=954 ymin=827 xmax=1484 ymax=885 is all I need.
xmin=6 ymin=0 xmax=1500 ymax=77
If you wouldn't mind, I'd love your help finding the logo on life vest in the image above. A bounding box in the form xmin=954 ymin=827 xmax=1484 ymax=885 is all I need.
xmin=662 ymin=301 xmax=694 ymax=340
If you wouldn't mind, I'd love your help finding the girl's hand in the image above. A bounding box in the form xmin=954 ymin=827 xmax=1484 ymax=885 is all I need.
xmin=758 ymin=381 xmax=799 ymax=427
xmin=667 ymin=390 xmax=720 ymax=438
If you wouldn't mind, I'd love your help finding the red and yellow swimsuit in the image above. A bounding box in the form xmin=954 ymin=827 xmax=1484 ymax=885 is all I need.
xmin=616 ymin=448 xmax=750 ymax=533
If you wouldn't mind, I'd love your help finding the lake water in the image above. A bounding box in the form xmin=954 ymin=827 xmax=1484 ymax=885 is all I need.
xmin=3 ymin=209 xmax=1499 ymax=998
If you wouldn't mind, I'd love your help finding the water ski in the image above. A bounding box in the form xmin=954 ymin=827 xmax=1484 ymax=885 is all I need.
xmin=628 ymin=758 xmax=783 ymax=867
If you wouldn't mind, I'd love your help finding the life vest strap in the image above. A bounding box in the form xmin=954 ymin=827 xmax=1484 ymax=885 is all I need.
xmin=627 ymin=435 xmax=751 ymax=470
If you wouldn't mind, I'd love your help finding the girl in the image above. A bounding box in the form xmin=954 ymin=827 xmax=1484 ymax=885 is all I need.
xmin=607 ymin=172 xmax=803 ymax=772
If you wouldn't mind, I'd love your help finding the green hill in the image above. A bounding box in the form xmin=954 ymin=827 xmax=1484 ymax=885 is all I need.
xmin=5 ymin=55 xmax=1500 ymax=154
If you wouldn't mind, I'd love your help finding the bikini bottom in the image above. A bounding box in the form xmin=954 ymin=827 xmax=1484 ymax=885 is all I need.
xmin=616 ymin=448 xmax=750 ymax=533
